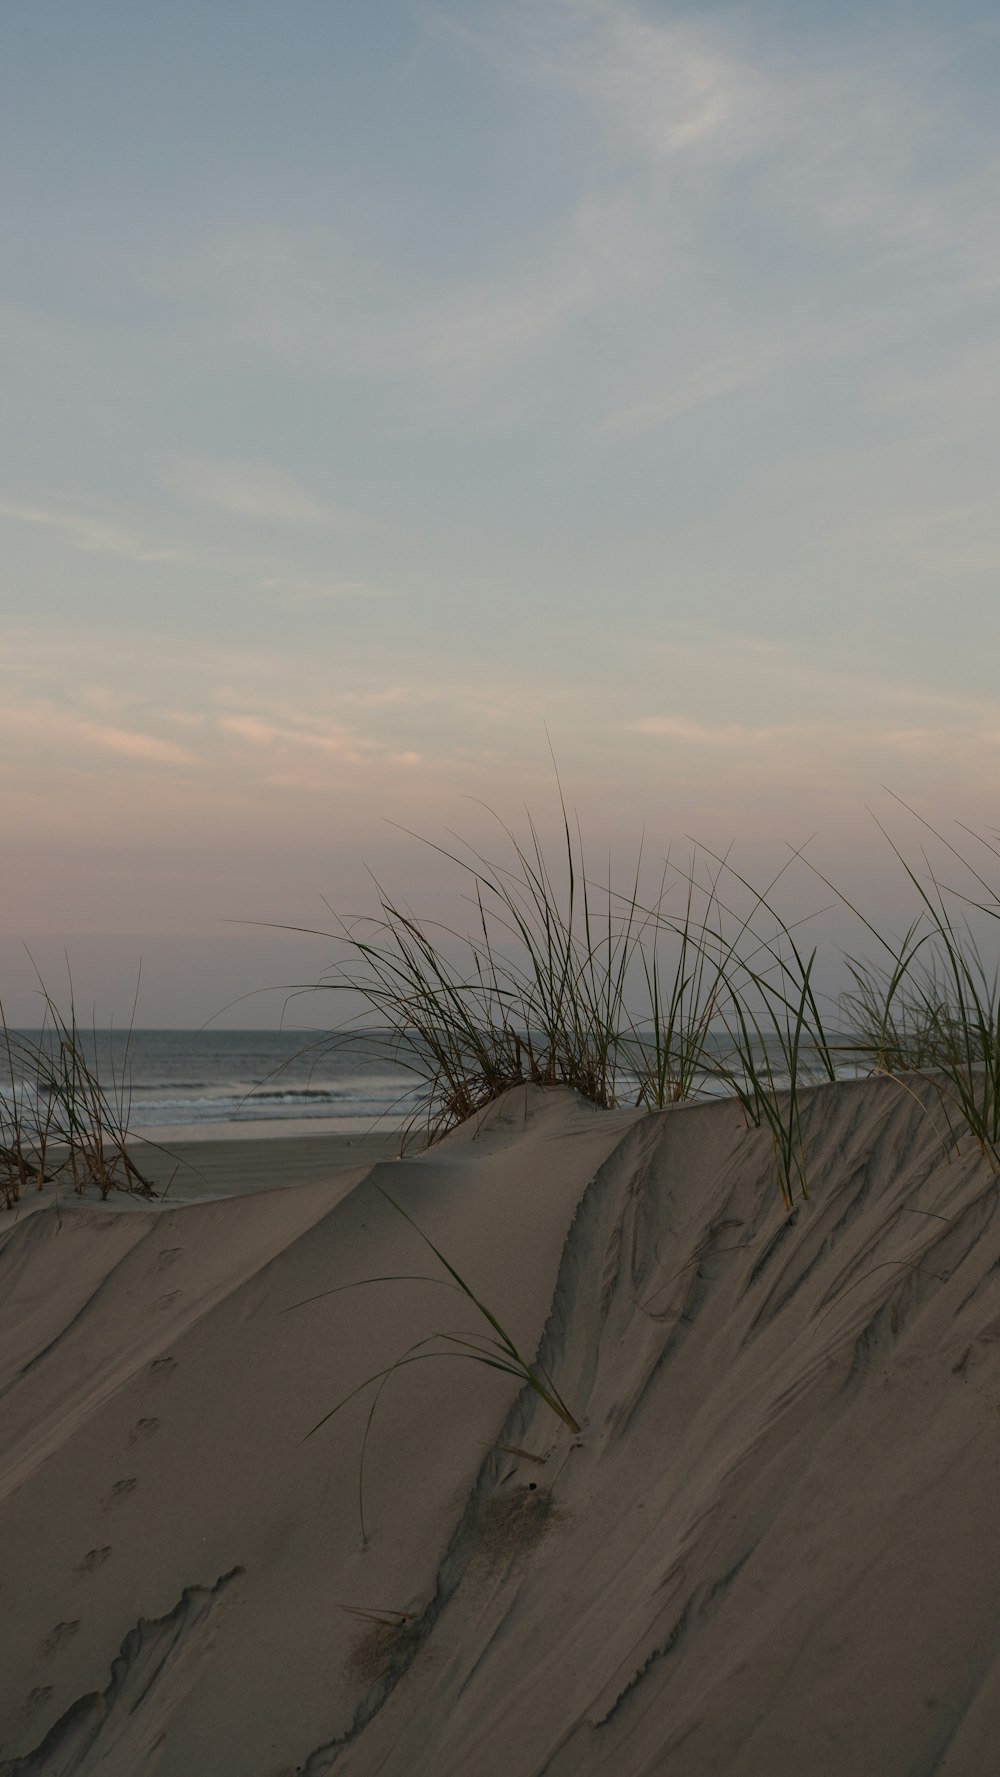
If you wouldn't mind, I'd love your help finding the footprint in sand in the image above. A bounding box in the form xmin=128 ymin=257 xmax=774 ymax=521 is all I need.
xmin=100 ymin=1477 xmax=138 ymax=1512
xmin=40 ymin=1621 xmax=80 ymax=1658
xmin=156 ymin=1246 xmax=183 ymax=1271
xmin=16 ymin=1686 xmax=54 ymax=1720
xmin=74 ymin=1546 xmax=112 ymax=1576
xmin=148 ymin=1355 xmax=176 ymax=1380
xmin=127 ymin=1415 xmax=159 ymax=1445
xmin=153 ymin=1290 xmax=183 ymax=1311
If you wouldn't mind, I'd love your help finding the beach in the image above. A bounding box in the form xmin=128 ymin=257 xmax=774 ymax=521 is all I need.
xmin=2 ymin=1076 xmax=999 ymax=1774
xmin=6 ymin=0 xmax=995 ymax=1767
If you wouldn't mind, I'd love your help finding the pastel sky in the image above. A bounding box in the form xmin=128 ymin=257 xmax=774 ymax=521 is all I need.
xmin=3 ymin=0 xmax=999 ymax=1025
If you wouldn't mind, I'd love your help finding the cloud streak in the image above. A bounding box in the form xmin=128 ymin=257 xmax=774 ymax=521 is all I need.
xmin=536 ymin=0 xmax=768 ymax=164
xmin=167 ymin=461 xmax=362 ymax=529
xmin=0 ymin=498 xmax=183 ymax=563
xmin=0 ymin=698 xmax=199 ymax=769
xmin=631 ymin=715 xmax=791 ymax=748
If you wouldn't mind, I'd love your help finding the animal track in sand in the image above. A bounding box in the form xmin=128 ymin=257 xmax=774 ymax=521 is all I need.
xmin=39 ymin=1621 xmax=80 ymax=1658
xmin=128 ymin=1415 xmax=159 ymax=1445
xmin=74 ymin=1546 xmax=112 ymax=1576
xmin=147 ymin=1354 xmax=176 ymax=1379
xmin=153 ymin=1290 xmax=183 ymax=1311
xmin=155 ymin=1246 xmax=183 ymax=1270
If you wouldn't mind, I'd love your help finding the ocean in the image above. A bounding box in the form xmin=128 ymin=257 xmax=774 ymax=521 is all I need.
xmin=5 ymin=1026 xmax=866 ymax=1141
xmin=7 ymin=1028 xmax=419 ymax=1133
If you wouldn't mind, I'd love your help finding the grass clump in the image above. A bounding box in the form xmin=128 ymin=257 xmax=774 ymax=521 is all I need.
xmin=282 ymin=796 xmax=740 ymax=1147
xmin=276 ymin=789 xmax=1000 ymax=1208
xmin=832 ymin=805 xmax=1000 ymax=1169
xmin=695 ymin=848 xmax=838 ymax=1206
xmin=317 ymin=800 xmax=652 ymax=1137
xmin=0 ymin=978 xmax=154 ymax=1208
xmin=293 ymin=807 xmax=846 ymax=1205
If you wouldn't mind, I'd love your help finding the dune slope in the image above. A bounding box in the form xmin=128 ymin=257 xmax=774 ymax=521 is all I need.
xmin=2 ymin=1080 xmax=999 ymax=1776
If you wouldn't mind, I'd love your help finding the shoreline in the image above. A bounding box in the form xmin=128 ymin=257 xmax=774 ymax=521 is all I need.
xmin=132 ymin=1111 xmax=409 ymax=1144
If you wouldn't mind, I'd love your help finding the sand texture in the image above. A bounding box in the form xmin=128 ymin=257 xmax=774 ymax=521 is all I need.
xmin=2 ymin=1078 xmax=999 ymax=1775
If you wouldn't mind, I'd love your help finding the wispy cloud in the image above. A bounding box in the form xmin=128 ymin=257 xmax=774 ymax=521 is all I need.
xmin=216 ymin=712 xmax=363 ymax=758
xmin=608 ymin=339 xmax=788 ymax=433
xmin=130 ymin=3 xmax=995 ymax=410
xmin=0 ymin=698 xmax=199 ymax=769
xmin=452 ymin=0 xmax=1000 ymax=284
xmin=631 ymin=715 xmax=791 ymax=748
xmin=536 ymin=0 xmax=768 ymax=163
xmin=256 ymin=574 xmax=376 ymax=605
xmin=0 ymin=498 xmax=183 ymax=563
xmin=85 ymin=725 xmax=198 ymax=766
xmin=404 ymin=197 xmax=656 ymax=374
xmin=212 ymin=705 xmax=436 ymax=791
xmin=629 ymin=701 xmax=1000 ymax=783
xmin=167 ymin=460 xmax=361 ymax=529
xmin=441 ymin=0 xmax=768 ymax=164
xmin=158 ymin=190 xmax=655 ymax=382
xmin=627 ymin=620 xmax=1000 ymax=729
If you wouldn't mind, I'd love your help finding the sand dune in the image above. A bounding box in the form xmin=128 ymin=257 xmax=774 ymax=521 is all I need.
xmin=2 ymin=1079 xmax=999 ymax=1775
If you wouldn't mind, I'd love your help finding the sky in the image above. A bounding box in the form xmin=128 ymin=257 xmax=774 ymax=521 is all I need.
xmin=2 ymin=0 xmax=999 ymax=1025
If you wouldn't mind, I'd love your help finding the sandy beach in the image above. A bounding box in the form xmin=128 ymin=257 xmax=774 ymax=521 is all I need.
xmin=2 ymin=1077 xmax=999 ymax=1775
xmin=6 ymin=0 xmax=995 ymax=1768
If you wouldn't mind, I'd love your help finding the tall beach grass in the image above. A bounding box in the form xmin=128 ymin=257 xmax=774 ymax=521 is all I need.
xmin=0 ymin=978 xmax=154 ymax=1208
xmin=829 ymin=805 xmax=1000 ymax=1169
xmin=286 ymin=795 xmax=1000 ymax=1540
xmin=283 ymin=795 xmax=1000 ymax=1209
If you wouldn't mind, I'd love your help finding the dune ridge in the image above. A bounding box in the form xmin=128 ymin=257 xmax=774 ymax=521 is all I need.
xmin=2 ymin=1079 xmax=998 ymax=1775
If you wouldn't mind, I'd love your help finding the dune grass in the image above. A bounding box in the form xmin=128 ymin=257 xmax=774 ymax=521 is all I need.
xmin=303 ymin=796 xmax=658 ymax=1141
xmin=0 ymin=980 xmax=154 ymax=1207
xmin=272 ymin=793 xmax=1000 ymax=1535
xmin=282 ymin=800 xmax=746 ymax=1148
xmin=281 ymin=794 xmax=1000 ymax=1210
xmin=290 ymin=807 xmax=849 ymax=1203
xmin=828 ymin=810 xmax=1000 ymax=1169
xmin=285 ymin=1186 xmax=579 ymax=1543
xmin=696 ymin=848 xmax=839 ymax=1206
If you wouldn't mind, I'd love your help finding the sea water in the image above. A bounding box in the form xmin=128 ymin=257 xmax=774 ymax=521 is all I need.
xmin=4 ymin=1026 xmax=867 ymax=1138
xmin=6 ymin=1028 xmax=418 ymax=1131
